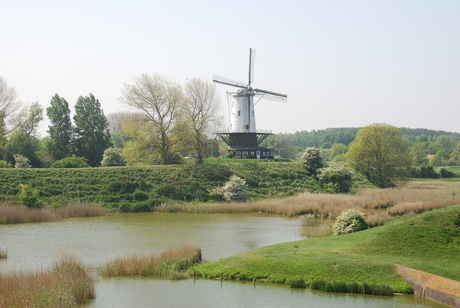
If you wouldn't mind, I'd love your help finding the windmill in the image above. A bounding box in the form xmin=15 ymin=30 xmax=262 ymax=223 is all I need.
xmin=213 ymin=48 xmax=287 ymax=159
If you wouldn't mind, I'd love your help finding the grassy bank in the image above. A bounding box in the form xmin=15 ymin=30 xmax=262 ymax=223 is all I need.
xmin=100 ymin=244 xmax=201 ymax=279
xmin=158 ymin=180 xmax=460 ymax=227
xmin=191 ymin=204 xmax=460 ymax=295
xmin=0 ymin=255 xmax=94 ymax=308
xmin=0 ymin=202 xmax=107 ymax=224
xmin=0 ymin=162 xmax=322 ymax=210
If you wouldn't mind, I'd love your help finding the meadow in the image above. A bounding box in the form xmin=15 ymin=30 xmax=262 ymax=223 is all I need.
xmin=192 ymin=204 xmax=460 ymax=295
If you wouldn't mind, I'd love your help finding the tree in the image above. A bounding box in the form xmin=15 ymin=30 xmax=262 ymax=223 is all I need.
xmin=46 ymin=94 xmax=73 ymax=160
xmin=300 ymin=147 xmax=324 ymax=176
xmin=18 ymin=102 xmax=43 ymax=139
xmin=121 ymin=74 xmax=184 ymax=164
xmin=73 ymin=93 xmax=111 ymax=166
xmin=0 ymin=77 xmax=21 ymax=137
xmin=346 ymin=123 xmax=411 ymax=187
xmin=4 ymin=130 xmax=41 ymax=167
xmin=182 ymin=78 xmax=221 ymax=164
xmin=263 ymin=134 xmax=299 ymax=159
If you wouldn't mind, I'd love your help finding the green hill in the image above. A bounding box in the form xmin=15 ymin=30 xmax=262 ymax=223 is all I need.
xmin=0 ymin=162 xmax=321 ymax=210
xmin=192 ymin=205 xmax=460 ymax=293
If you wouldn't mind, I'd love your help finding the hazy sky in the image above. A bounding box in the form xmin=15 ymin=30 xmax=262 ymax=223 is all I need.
xmin=1 ymin=0 xmax=459 ymax=136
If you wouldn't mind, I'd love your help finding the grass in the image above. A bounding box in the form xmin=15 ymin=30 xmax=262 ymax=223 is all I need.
xmin=158 ymin=180 xmax=460 ymax=227
xmin=100 ymin=243 xmax=201 ymax=279
xmin=0 ymin=250 xmax=6 ymax=259
xmin=0 ymin=254 xmax=95 ymax=308
xmin=191 ymin=204 xmax=460 ymax=295
xmin=0 ymin=201 xmax=107 ymax=224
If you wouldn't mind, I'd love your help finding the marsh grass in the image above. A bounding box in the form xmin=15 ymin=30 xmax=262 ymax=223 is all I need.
xmin=0 ymin=201 xmax=106 ymax=224
xmin=310 ymin=280 xmax=393 ymax=296
xmin=157 ymin=181 xmax=460 ymax=227
xmin=0 ymin=254 xmax=94 ymax=308
xmin=101 ymin=243 xmax=201 ymax=279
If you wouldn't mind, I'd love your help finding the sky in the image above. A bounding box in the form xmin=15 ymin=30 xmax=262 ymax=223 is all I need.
xmin=1 ymin=0 xmax=459 ymax=136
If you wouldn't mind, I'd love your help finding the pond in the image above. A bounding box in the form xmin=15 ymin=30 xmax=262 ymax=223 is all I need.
xmin=0 ymin=213 xmax=446 ymax=307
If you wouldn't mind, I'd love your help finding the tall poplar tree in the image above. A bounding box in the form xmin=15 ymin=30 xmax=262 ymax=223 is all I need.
xmin=46 ymin=94 xmax=73 ymax=160
xmin=73 ymin=93 xmax=111 ymax=166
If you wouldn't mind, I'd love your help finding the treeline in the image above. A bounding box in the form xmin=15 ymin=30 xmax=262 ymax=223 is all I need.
xmin=263 ymin=127 xmax=460 ymax=168
xmin=0 ymin=75 xmax=221 ymax=168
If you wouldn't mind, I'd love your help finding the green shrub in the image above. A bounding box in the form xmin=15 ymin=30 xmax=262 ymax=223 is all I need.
xmin=51 ymin=156 xmax=90 ymax=168
xmin=317 ymin=163 xmax=353 ymax=193
xmin=438 ymin=167 xmax=457 ymax=178
xmin=18 ymin=184 xmax=44 ymax=209
xmin=133 ymin=189 xmax=149 ymax=201
xmin=0 ymin=160 xmax=12 ymax=168
xmin=331 ymin=209 xmax=368 ymax=235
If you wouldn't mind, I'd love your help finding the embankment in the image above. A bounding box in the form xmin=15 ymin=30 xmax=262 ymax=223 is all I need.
xmin=398 ymin=266 xmax=460 ymax=308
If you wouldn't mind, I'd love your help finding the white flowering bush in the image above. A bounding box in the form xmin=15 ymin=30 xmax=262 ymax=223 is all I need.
xmin=300 ymin=147 xmax=323 ymax=176
xmin=14 ymin=154 xmax=31 ymax=168
xmin=222 ymin=175 xmax=248 ymax=202
xmin=101 ymin=147 xmax=127 ymax=167
xmin=331 ymin=209 xmax=368 ymax=235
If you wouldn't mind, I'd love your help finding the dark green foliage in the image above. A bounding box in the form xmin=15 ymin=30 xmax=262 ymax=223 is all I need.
xmin=46 ymin=94 xmax=73 ymax=160
xmin=290 ymin=278 xmax=306 ymax=288
xmin=317 ymin=163 xmax=353 ymax=193
xmin=3 ymin=130 xmax=41 ymax=167
xmin=133 ymin=189 xmax=149 ymax=201
xmin=50 ymin=156 xmax=90 ymax=168
xmin=73 ymin=93 xmax=111 ymax=166
xmin=310 ymin=280 xmax=393 ymax=296
xmin=412 ymin=165 xmax=438 ymax=178
xmin=438 ymin=167 xmax=457 ymax=178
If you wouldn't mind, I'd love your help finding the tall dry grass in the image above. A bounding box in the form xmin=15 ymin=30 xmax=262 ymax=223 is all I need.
xmin=101 ymin=243 xmax=201 ymax=279
xmin=0 ymin=254 xmax=94 ymax=308
xmin=157 ymin=181 xmax=460 ymax=227
xmin=0 ymin=202 xmax=107 ymax=224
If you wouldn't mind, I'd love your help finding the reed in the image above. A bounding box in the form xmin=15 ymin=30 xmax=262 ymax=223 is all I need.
xmin=157 ymin=181 xmax=460 ymax=227
xmin=0 ymin=202 xmax=106 ymax=224
xmin=0 ymin=254 xmax=94 ymax=308
xmin=101 ymin=243 xmax=201 ymax=278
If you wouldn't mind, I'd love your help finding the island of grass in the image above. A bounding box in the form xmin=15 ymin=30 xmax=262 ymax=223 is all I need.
xmin=191 ymin=204 xmax=460 ymax=295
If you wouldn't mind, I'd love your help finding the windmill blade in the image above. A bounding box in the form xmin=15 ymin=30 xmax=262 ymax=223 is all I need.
xmin=212 ymin=74 xmax=247 ymax=89
xmin=254 ymin=88 xmax=287 ymax=98
xmin=248 ymin=48 xmax=256 ymax=86
xmin=254 ymin=93 xmax=287 ymax=104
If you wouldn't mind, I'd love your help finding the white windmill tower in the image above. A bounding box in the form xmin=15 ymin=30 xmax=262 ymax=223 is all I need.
xmin=213 ymin=48 xmax=287 ymax=159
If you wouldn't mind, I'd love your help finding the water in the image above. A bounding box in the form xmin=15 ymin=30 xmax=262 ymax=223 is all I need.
xmin=0 ymin=213 xmax=446 ymax=307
